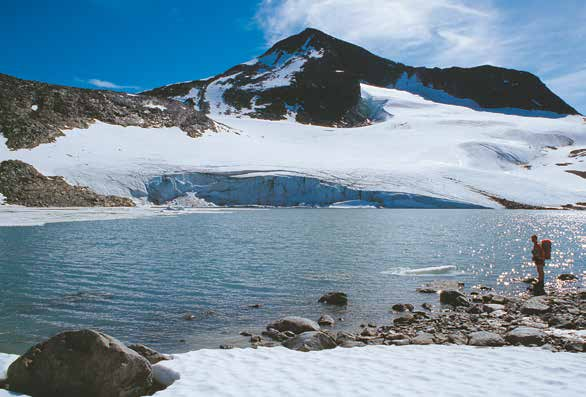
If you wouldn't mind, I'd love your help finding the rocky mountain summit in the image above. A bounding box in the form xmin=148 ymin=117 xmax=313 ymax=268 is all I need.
xmin=0 ymin=73 xmax=217 ymax=150
xmin=144 ymin=28 xmax=579 ymax=127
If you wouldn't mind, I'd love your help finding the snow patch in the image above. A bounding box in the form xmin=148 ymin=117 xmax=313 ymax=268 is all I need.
xmin=146 ymin=345 xmax=586 ymax=397
xmin=0 ymin=193 xmax=5 ymax=205
xmin=143 ymin=102 xmax=167 ymax=111
xmin=30 ymin=105 xmax=38 ymax=111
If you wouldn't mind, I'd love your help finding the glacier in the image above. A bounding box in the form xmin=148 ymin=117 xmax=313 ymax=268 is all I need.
xmin=1 ymin=84 xmax=585 ymax=209
xmin=145 ymin=172 xmax=484 ymax=208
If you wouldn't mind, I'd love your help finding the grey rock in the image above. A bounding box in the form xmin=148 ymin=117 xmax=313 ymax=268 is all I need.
xmin=127 ymin=344 xmax=170 ymax=365
xmin=360 ymin=327 xmax=377 ymax=337
xmin=448 ymin=332 xmax=468 ymax=345
xmin=506 ymin=327 xmax=546 ymax=346
xmin=421 ymin=303 xmax=433 ymax=311
xmin=318 ymin=292 xmax=348 ymax=306
xmin=467 ymin=331 xmax=506 ymax=347
xmin=521 ymin=296 xmax=550 ymax=315
xmin=282 ymin=332 xmax=337 ymax=352
xmin=266 ymin=316 xmax=320 ymax=334
xmin=261 ymin=328 xmax=289 ymax=342
xmin=7 ymin=330 xmax=152 ymax=397
xmin=467 ymin=304 xmax=483 ymax=314
xmin=338 ymin=340 xmax=366 ymax=348
xmin=318 ymin=314 xmax=336 ymax=326
xmin=411 ymin=332 xmax=434 ymax=345
xmin=439 ymin=289 xmax=471 ymax=307
xmin=393 ymin=313 xmax=415 ymax=325
xmin=250 ymin=335 xmax=262 ymax=343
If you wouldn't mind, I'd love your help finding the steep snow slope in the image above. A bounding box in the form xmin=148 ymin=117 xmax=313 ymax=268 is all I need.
xmin=1 ymin=84 xmax=584 ymax=208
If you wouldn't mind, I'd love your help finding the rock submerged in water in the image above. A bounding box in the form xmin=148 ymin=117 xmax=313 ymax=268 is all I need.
xmin=318 ymin=292 xmax=348 ymax=306
xmin=266 ymin=316 xmax=320 ymax=334
xmin=282 ymin=331 xmax=337 ymax=352
xmin=7 ymin=329 xmax=153 ymax=397
xmin=392 ymin=303 xmax=414 ymax=312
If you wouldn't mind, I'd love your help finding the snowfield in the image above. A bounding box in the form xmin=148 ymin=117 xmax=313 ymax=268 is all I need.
xmin=1 ymin=84 xmax=584 ymax=208
xmin=2 ymin=345 xmax=586 ymax=397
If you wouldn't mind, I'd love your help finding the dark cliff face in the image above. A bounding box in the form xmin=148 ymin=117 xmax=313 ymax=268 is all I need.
xmin=0 ymin=160 xmax=134 ymax=207
xmin=144 ymin=28 xmax=579 ymax=127
xmin=0 ymin=73 xmax=217 ymax=150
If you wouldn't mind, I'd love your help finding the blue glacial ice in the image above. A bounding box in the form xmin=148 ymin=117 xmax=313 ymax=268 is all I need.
xmin=144 ymin=172 xmax=485 ymax=209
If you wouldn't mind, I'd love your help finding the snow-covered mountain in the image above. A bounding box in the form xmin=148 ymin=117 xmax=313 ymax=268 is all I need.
xmin=144 ymin=28 xmax=579 ymax=125
xmin=0 ymin=29 xmax=585 ymax=209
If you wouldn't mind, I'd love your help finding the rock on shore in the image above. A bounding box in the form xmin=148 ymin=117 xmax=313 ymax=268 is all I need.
xmin=0 ymin=160 xmax=134 ymax=207
xmin=6 ymin=330 xmax=153 ymax=397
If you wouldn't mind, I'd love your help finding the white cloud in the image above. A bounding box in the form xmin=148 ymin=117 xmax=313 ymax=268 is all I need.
xmin=255 ymin=0 xmax=502 ymax=67
xmin=546 ymin=68 xmax=586 ymax=113
xmin=87 ymin=79 xmax=139 ymax=90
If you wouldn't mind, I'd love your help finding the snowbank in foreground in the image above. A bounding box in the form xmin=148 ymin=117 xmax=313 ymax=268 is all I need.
xmin=1 ymin=345 xmax=584 ymax=396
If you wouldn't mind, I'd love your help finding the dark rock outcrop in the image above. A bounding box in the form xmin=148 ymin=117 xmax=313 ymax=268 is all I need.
xmin=0 ymin=160 xmax=134 ymax=207
xmin=145 ymin=28 xmax=578 ymax=128
xmin=7 ymin=330 xmax=152 ymax=397
xmin=0 ymin=73 xmax=217 ymax=150
xmin=439 ymin=289 xmax=471 ymax=307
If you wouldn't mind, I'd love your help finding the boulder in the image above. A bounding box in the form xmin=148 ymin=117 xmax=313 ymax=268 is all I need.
xmin=127 ymin=344 xmax=170 ymax=365
xmin=392 ymin=303 xmax=414 ymax=312
xmin=318 ymin=314 xmax=336 ymax=326
xmin=393 ymin=313 xmax=415 ymax=325
xmin=521 ymin=296 xmax=550 ymax=315
xmin=411 ymin=332 xmax=435 ymax=345
xmin=266 ymin=316 xmax=320 ymax=334
xmin=282 ymin=332 xmax=337 ymax=352
xmin=439 ymin=290 xmax=471 ymax=307
xmin=448 ymin=332 xmax=468 ymax=345
xmin=262 ymin=328 xmax=289 ymax=342
xmin=7 ymin=330 xmax=152 ymax=397
xmin=506 ymin=327 xmax=546 ymax=346
xmin=318 ymin=292 xmax=348 ymax=306
xmin=557 ymin=274 xmax=578 ymax=281
xmin=360 ymin=327 xmax=377 ymax=337
xmin=467 ymin=331 xmax=506 ymax=347
xmin=421 ymin=303 xmax=433 ymax=311
xmin=466 ymin=304 xmax=483 ymax=314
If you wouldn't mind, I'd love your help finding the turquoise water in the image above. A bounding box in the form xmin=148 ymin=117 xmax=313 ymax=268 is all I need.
xmin=0 ymin=209 xmax=584 ymax=354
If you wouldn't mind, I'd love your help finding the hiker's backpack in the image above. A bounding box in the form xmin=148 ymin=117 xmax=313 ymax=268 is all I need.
xmin=541 ymin=239 xmax=552 ymax=260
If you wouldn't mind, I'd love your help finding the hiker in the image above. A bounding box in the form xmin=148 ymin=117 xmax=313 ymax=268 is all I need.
xmin=531 ymin=235 xmax=547 ymax=295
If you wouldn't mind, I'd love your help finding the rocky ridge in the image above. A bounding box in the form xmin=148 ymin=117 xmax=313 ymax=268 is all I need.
xmin=0 ymin=73 xmax=217 ymax=150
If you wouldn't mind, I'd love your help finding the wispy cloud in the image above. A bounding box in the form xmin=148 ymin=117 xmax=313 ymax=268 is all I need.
xmin=255 ymin=0 xmax=501 ymax=67
xmin=87 ymin=78 xmax=139 ymax=90
xmin=255 ymin=0 xmax=586 ymax=113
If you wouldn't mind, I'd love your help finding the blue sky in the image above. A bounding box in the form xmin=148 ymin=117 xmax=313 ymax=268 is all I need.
xmin=1 ymin=0 xmax=584 ymax=113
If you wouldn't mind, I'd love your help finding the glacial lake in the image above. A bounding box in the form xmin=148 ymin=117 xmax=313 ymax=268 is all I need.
xmin=0 ymin=209 xmax=584 ymax=354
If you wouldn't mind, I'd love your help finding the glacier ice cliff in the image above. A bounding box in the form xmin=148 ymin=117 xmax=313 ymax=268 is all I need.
xmin=144 ymin=172 xmax=485 ymax=209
